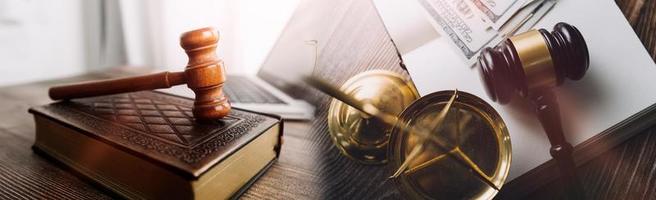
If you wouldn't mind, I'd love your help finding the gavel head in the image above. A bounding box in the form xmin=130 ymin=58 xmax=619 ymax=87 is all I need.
xmin=478 ymin=22 xmax=589 ymax=104
xmin=180 ymin=27 xmax=231 ymax=120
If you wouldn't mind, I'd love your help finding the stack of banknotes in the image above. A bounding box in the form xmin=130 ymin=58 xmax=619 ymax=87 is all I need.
xmin=416 ymin=0 xmax=557 ymax=63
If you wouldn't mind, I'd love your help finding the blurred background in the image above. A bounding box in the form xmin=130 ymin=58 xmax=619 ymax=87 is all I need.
xmin=0 ymin=0 xmax=300 ymax=86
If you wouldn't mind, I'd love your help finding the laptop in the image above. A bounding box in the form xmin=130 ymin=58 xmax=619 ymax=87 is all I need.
xmin=220 ymin=69 xmax=315 ymax=120
xmin=163 ymin=38 xmax=316 ymax=120
xmin=163 ymin=7 xmax=326 ymax=120
xmin=163 ymin=56 xmax=315 ymax=120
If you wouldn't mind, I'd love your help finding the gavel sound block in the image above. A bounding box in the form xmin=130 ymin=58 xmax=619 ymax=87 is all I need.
xmin=477 ymin=22 xmax=589 ymax=199
xmin=49 ymin=27 xmax=231 ymax=121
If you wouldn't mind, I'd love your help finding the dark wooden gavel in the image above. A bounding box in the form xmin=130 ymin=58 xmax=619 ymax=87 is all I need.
xmin=478 ymin=23 xmax=588 ymax=199
xmin=49 ymin=27 xmax=231 ymax=120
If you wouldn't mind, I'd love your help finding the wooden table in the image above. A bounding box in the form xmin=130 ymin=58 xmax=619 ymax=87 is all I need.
xmin=0 ymin=0 xmax=654 ymax=199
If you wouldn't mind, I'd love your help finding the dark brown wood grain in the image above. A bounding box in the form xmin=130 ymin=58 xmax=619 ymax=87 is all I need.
xmin=49 ymin=71 xmax=186 ymax=100
xmin=0 ymin=0 xmax=654 ymax=199
xmin=49 ymin=27 xmax=230 ymax=120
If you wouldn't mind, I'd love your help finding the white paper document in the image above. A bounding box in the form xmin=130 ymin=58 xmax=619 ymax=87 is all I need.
xmin=374 ymin=0 xmax=656 ymax=182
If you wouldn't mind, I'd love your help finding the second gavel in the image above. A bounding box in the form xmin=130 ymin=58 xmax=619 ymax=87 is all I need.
xmin=478 ymin=22 xmax=589 ymax=199
xmin=49 ymin=27 xmax=231 ymax=120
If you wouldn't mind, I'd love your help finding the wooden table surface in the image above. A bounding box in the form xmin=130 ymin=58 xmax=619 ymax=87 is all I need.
xmin=1 ymin=0 xmax=655 ymax=199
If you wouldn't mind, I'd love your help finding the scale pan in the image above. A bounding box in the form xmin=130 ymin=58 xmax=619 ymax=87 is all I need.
xmin=327 ymin=70 xmax=419 ymax=164
xmin=390 ymin=91 xmax=512 ymax=199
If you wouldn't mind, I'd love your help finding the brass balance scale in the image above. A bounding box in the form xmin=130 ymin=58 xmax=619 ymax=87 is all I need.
xmin=306 ymin=22 xmax=588 ymax=199
xmin=306 ymin=71 xmax=511 ymax=199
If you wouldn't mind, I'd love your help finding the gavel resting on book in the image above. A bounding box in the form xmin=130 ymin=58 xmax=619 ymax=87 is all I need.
xmin=478 ymin=22 xmax=588 ymax=199
xmin=48 ymin=27 xmax=231 ymax=121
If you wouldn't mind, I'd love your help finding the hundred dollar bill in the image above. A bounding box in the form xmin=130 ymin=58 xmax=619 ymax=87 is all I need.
xmin=477 ymin=0 xmax=518 ymax=18
xmin=498 ymin=0 xmax=557 ymax=37
xmin=470 ymin=0 xmax=526 ymax=30
xmin=417 ymin=0 xmax=499 ymax=61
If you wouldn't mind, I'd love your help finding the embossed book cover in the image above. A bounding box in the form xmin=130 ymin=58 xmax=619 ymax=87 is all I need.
xmin=29 ymin=91 xmax=283 ymax=199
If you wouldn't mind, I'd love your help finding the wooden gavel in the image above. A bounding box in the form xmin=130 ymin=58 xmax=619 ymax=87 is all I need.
xmin=49 ymin=27 xmax=231 ymax=120
xmin=478 ymin=23 xmax=588 ymax=199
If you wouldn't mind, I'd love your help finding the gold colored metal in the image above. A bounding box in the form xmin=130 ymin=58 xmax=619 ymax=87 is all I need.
xmin=327 ymin=70 xmax=419 ymax=164
xmin=390 ymin=90 xmax=499 ymax=190
xmin=306 ymin=78 xmax=498 ymax=189
xmin=390 ymin=91 xmax=512 ymax=199
xmin=391 ymin=90 xmax=458 ymax=178
xmin=510 ymin=30 xmax=556 ymax=90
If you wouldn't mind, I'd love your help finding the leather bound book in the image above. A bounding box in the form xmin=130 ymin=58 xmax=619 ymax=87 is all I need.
xmin=29 ymin=91 xmax=283 ymax=199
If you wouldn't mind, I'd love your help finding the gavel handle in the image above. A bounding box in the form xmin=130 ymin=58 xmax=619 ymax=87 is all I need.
xmin=49 ymin=71 xmax=186 ymax=100
xmin=531 ymin=91 xmax=585 ymax=199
